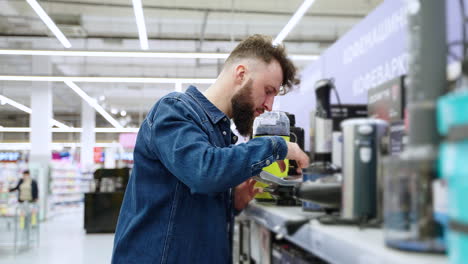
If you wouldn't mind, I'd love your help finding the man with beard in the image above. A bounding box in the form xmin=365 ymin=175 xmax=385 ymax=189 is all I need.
xmin=112 ymin=34 xmax=309 ymax=264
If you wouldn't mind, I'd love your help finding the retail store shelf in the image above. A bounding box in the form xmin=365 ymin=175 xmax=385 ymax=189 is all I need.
xmin=49 ymin=162 xmax=92 ymax=215
xmin=51 ymin=176 xmax=94 ymax=180
xmin=52 ymin=191 xmax=86 ymax=195
xmin=53 ymin=200 xmax=83 ymax=205
xmin=243 ymin=203 xmax=448 ymax=264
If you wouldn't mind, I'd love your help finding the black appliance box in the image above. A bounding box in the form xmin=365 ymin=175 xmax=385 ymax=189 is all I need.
xmin=368 ymin=76 xmax=408 ymax=155
xmin=84 ymin=192 xmax=124 ymax=233
xmin=84 ymin=167 xmax=130 ymax=233
xmin=367 ymin=76 xmax=406 ymax=123
xmin=330 ymin=104 xmax=368 ymax=131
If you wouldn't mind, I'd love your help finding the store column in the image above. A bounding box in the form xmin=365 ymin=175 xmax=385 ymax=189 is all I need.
xmin=80 ymin=101 xmax=95 ymax=171
xmin=29 ymin=56 xmax=52 ymax=220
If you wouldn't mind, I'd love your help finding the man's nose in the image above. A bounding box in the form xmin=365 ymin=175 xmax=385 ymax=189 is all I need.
xmin=263 ymin=96 xmax=274 ymax=112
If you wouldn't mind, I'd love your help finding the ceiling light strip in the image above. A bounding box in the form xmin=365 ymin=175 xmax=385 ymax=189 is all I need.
xmin=0 ymin=127 xmax=139 ymax=133
xmin=64 ymin=81 xmax=123 ymax=128
xmin=0 ymin=142 xmax=127 ymax=150
xmin=0 ymin=49 xmax=319 ymax=61
xmin=0 ymin=95 xmax=32 ymax=114
xmin=51 ymin=120 xmax=70 ymax=129
xmin=289 ymin=54 xmax=319 ymax=60
xmin=0 ymin=76 xmax=217 ymax=84
xmin=132 ymin=0 xmax=149 ymax=50
xmin=0 ymin=94 xmax=70 ymax=129
xmin=25 ymin=0 xmax=72 ymax=48
xmin=273 ymin=0 xmax=316 ymax=45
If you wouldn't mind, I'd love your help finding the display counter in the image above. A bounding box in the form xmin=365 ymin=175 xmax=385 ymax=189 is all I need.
xmin=243 ymin=202 xmax=447 ymax=264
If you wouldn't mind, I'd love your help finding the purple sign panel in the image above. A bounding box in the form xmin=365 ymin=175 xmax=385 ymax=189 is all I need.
xmin=323 ymin=0 xmax=408 ymax=103
xmin=280 ymin=0 xmax=464 ymax=151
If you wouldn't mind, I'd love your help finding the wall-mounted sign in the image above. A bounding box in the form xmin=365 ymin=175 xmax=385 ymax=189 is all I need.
xmin=94 ymin=147 xmax=104 ymax=163
xmin=119 ymin=133 xmax=137 ymax=149
xmin=0 ymin=152 xmax=21 ymax=161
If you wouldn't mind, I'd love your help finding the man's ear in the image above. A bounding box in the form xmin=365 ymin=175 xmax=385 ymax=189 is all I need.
xmin=234 ymin=64 xmax=246 ymax=85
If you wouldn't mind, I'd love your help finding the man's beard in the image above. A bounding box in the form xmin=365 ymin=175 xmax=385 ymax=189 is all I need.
xmin=231 ymin=79 xmax=256 ymax=137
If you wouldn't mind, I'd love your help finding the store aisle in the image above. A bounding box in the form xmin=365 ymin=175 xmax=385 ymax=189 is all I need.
xmin=0 ymin=212 xmax=114 ymax=264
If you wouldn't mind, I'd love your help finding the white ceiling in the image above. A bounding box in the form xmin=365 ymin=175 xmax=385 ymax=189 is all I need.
xmin=0 ymin=0 xmax=382 ymax=129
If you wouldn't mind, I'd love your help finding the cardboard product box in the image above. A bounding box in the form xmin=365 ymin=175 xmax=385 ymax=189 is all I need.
xmin=367 ymin=75 xmax=406 ymax=123
xmin=389 ymin=120 xmax=408 ymax=155
xmin=368 ymin=76 xmax=408 ymax=156
xmin=330 ymin=104 xmax=368 ymax=131
xmin=286 ymin=112 xmax=305 ymax=176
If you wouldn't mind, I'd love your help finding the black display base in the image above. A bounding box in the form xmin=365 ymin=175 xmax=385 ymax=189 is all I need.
xmin=84 ymin=192 xmax=124 ymax=233
xmin=317 ymin=214 xmax=381 ymax=228
xmin=255 ymin=198 xmax=301 ymax=206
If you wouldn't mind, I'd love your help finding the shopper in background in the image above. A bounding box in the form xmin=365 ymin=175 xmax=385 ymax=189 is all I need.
xmin=112 ymin=34 xmax=309 ymax=264
xmin=9 ymin=170 xmax=38 ymax=203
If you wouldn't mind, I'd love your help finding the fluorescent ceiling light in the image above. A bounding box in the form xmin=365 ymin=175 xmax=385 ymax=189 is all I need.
xmin=289 ymin=54 xmax=319 ymax=61
xmin=0 ymin=49 xmax=227 ymax=58
xmin=273 ymin=0 xmax=316 ymax=45
xmin=0 ymin=75 xmax=217 ymax=84
xmin=0 ymin=94 xmax=70 ymax=129
xmin=94 ymin=128 xmax=138 ymax=133
xmin=0 ymin=127 xmax=31 ymax=132
xmin=175 ymin=82 xmax=182 ymax=92
xmin=0 ymin=142 xmax=128 ymax=150
xmin=52 ymin=120 xmax=70 ymax=129
xmin=26 ymin=0 xmax=72 ymax=48
xmin=64 ymin=81 xmax=123 ymax=128
xmin=0 ymin=127 xmax=139 ymax=133
xmin=132 ymin=0 xmax=149 ymax=50
xmin=0 ymin=94 xmax=32 ymax=114
xmin=0 ymin=49 xmax=319 ymax=61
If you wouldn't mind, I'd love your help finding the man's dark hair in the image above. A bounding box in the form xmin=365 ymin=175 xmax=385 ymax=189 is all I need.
xmin=23 ymin=170 xmax=30 ymax=175
xmin=225 ymin=34 xmax=299 ymax=94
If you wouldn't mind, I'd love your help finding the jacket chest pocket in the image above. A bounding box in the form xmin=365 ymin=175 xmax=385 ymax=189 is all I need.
xmin=202 ymin=123 xmax=225 ymax=147
xmin=210 ymin=130 xmax=226 ymax=147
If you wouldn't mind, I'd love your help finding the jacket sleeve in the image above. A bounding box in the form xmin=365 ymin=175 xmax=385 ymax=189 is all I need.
xmin=32 ymin=180 xmax=39 ymax=200
xmin=148 ymin=97 xmax=288 ymax=194
xmin=9 ymin=179 xmax=22 ymax=192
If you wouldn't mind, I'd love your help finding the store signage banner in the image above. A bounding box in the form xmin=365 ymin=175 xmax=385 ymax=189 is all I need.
xmin=322 ymin=0 xmax=408 ymax=102
xmin=281 ymin=0 xmax=407 ymax=150
xmin=280 ymin=0 xmax=464 ymax=151
xmin=119 ymin=133 xmax=138 ymax=149
xmin=0 ymin=152 xmax=21 ymax=161
xmin=94 ymin=147 xmax=103 ymax=163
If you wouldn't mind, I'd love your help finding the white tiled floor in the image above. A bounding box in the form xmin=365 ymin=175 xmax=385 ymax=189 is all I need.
xmin=0 ymin=212 xmax=114 ymax=264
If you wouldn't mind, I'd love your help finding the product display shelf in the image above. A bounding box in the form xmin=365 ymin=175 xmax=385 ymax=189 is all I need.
xmin=49 ymin=163 xmax=92 ymax=212
xmin=243 ymin=202 xmax=448 ymax=264
xmin=51 ymin=175 xmax=93 ymax=180
xmin=0 ymin=163 xmax=22 ymax=216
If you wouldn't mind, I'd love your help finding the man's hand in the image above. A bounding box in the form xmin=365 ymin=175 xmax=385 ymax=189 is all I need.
xmin=234 ymin=179 xmax=261 ymax=211
xmin=284 ymin=142 xmax=310 ymax=174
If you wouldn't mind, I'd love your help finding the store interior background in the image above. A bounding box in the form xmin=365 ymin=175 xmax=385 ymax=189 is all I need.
xmin=0 ymin=0 xmax=381 ymax=218
xmin=0 ymin=0 xmax=459 ymax=263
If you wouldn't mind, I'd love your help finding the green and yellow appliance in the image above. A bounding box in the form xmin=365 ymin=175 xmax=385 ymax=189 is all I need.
xmin=253 ymin=111 xmax=290 ymax=201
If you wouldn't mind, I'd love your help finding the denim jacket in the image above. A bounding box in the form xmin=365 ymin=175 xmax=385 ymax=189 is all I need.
xmin=112 ymin=86 xmax=287 ymax=264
